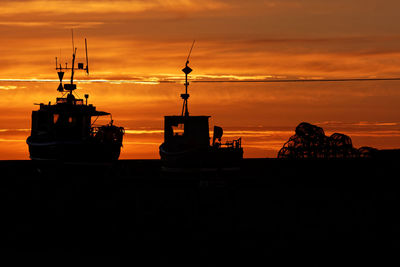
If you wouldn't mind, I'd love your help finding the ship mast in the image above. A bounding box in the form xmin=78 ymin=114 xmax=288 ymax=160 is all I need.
xmin=70 ymin=30 xmax=76 ymax=86
xmin=181 ymin=40 xmax=195 ymax=117
xmin=55 ymin=30 xmax=89 ymax=100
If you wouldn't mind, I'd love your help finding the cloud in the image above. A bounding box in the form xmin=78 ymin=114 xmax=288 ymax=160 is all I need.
xmin=0 ymin=138 xmax=26 ymax=142
xmin=316 ymin=121 xmax=400 ymax=127
xmin=0 ymin=21 xmax=105 ymax=29
xmin=0 ymin=85 xmax=18 ymax=90
xmin=0 ymin=0 xmax=226 ymax=15
xmin=353 ymin=121 xmax=399 ymax=126
xmin=0 ymin=129 xmax=29 ymax=132
xmin=0 ymin=78 xmax=160 ymax=85
xmin=0 ymin=21 xmax=49 ymax=27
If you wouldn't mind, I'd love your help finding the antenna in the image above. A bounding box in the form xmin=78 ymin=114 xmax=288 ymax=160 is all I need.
xmin=85 ymin=38 xmax=89 ymax=75
xmin=54 ymin=32 xmax=91 ymax=98
xmin=181 ymin=40 xmax=195 ymax=117
xmin=71 ymin=29 xmax=75 ymax=52
xmin=186 ymin=40 xmax=195 ymax=65
xmin=70 ymin=47 xmax=77 ymax=86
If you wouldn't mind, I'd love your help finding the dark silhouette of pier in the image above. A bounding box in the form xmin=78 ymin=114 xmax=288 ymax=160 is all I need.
xmin=1 ymin=158 xmax=399 ymax=264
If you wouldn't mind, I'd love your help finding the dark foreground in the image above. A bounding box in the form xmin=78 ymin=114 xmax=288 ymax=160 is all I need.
xmin=1 ymin=158 xmax=399 ymax=264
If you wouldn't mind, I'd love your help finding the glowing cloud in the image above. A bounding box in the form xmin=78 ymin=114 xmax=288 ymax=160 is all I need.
xmin=0 ymin=0 xmax=226 ymax=15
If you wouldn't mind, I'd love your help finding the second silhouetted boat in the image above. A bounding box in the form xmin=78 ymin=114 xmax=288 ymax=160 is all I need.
xmin=159 ymin=42 xmax=243 ymax=171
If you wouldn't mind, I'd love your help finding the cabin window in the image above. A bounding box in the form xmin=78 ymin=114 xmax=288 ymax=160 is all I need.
xmin=53 ymin=114 xmax=59 ymax=124
xmin=66 ymin=116 xmax=77 ymax=127
xmin=172 ymin=124 xmax=184 ymax=136
xmin=35 ymin=111 xmax=53 ymax=133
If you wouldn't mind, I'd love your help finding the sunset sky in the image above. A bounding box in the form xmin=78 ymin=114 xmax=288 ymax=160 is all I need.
xmin=1 ymin=0 xmax=400 ymax=159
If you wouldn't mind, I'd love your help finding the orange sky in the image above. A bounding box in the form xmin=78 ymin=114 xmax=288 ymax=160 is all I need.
xmin=0 ymin=0 xmax=400 ymax=159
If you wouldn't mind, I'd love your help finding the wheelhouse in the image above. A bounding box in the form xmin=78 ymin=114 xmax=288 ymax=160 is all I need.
xmin=164 ymin=116 xmax=210 ymax=150
xmin=31 ymin=96 xmax=110 ymax=140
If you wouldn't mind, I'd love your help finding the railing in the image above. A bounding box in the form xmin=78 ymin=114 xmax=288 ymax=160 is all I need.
xmin=216 ymin=137 xmax=242 ymax=149
xmin=90 ymin=125 xmax=125 ymax=143
xmin=56 ymin=98 xmax=84 ymax=105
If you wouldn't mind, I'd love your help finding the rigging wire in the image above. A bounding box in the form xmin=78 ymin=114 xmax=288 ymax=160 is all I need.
xmin=189 ymin=77 xmax=400 ymax=83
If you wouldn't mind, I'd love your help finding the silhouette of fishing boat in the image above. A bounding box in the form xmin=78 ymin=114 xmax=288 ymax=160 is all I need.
xmin=159 ymin=42 xmax=243 ymax=171
xmin=26 ymin=35 xmax=124 ymax=161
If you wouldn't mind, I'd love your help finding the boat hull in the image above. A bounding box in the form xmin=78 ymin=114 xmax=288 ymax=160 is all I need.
xmin=159 ymin=143 xmax=243 ymax=171
xmin=26 ymin=137 xmax=121 ymax=162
